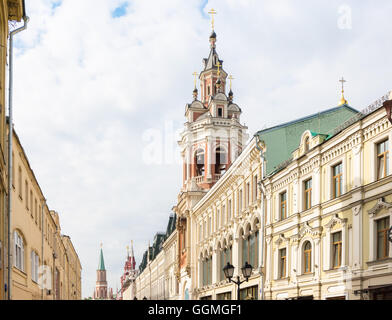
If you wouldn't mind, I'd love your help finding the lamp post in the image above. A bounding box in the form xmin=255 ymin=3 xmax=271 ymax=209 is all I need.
xmin=223 ymin=262 xmax=253 ymax=300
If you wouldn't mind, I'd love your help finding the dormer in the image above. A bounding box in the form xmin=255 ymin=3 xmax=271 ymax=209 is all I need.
xmin=292 ymin=130 xmax=329 ymax=160
xmin=185 ymin=100 xmax=207 ymax=122
xmin=209 ymin=93 xmax=228 ymax=118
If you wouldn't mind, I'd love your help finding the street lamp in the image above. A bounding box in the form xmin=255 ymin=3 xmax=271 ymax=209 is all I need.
xmin=223 ymin=262 xmax=253 ymax=300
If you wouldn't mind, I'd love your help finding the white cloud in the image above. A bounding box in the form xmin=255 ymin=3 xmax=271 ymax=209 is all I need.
xmin=11 ymin=0 xmax=392 ymax=297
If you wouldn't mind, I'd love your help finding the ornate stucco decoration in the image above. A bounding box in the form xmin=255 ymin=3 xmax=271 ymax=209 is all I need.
xmin=274 ymin=234 xmax=290 ymax=246
xmin=368 ymin=198 xmax=392 ymax=217
xmin=291 ymin=221 xmax=322 ymax=242
xmin=325 ymin=214 xmax=347 ymax=230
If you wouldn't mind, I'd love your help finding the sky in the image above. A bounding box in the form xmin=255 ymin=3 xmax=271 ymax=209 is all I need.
xmin=12 ymin=0 xmax=392 ymax=298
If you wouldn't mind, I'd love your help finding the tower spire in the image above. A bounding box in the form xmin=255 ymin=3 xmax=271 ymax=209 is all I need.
xmin=339 ymin=77 xmax=348 ymax=106
xmin=98 ymin=244 xmax=105 ymax=270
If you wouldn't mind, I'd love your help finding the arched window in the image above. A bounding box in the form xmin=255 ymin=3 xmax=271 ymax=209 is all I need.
xmin=195 ymin=149 xmax=205 ymax=177
xmin=242 ymin=229 xmax=259 ymax=268
xmin=219 ymin=243 xmax=232 ymax=281
xmin=303 ymin=241 xmax=312 ymax=274
xmin=202 ymin=255 xmax=212 ymax=286
xmin=14 ymin=231 xmax=25 ymax=272
xmin=215 ymin=147 xmax=227 ymax=175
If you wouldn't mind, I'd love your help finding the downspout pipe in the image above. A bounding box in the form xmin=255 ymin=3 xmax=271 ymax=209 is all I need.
xmin=255 ymin=134 xmax=266 ymax=300
xmin=7 ymin=15 xmax=29 ymax=301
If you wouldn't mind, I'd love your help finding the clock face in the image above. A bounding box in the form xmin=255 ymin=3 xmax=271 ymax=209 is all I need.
xmin=389 ymin=226 xmax=392 ymax=243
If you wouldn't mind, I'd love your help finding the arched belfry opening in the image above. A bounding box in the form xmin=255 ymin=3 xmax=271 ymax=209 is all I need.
xmin=215 ymin=147 xmax=228 ymax=175
xmin=195 ymin=149 xmax=205 ymax=177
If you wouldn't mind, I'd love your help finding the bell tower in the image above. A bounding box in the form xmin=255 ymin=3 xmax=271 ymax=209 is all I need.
xmin=174 ymin=10 xmax=248 ymax=300
xmin=180 ymin=30 xmax=248 ymax=192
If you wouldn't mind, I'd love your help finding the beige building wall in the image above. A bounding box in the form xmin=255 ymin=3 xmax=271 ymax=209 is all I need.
xmin=7 ymin=128 xmax=82 ymax=300
xmin=0 ymin=0 xmax=25 ymax=301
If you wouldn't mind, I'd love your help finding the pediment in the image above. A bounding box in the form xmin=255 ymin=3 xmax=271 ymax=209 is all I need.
xmin=368 ymin=198 xmax=392 ymax=217
xmin=214 ymin=93 xmax=228 ymax=101
xmin=228 ymin=103 xmax=240 ymax=112
xmin=325 ymin=214 xmax=347 ymax=230
xmin=189 ymin=100 xmax=205 ymax=109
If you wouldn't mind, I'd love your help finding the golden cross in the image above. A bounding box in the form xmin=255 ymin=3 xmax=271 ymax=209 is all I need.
xmin=216 ymin=61 xmax=221 ymax=77
xmin=339 ymin=77 xmax=346 ymax=94
xmin=192 ymin=72 xmax=199 ymax=88
xmin=100 ymin=242 xmax=103 ymax=248
xmin=228 ymin=75 xmax=234 ymax=90
xmin=208 ymin=8 xmax=217 ymax=30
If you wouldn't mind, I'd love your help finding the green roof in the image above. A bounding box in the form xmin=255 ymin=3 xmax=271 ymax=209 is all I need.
xmin=98 ymin=248 xmax=105 ymax=271
xmin=256 ymin=105 xmax=359 ymax=176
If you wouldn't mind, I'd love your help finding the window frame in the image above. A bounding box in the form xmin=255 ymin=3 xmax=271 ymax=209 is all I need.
xmin=332 ymin=162 xmax=343 ymax=199
xmin=280 ymin=191 xmax=287 ymax=221
xmin=332 ymin=231 xmax=342 ymax=269
xmin=376 ymin=139 xmax=389 ymax=180
xmin=279 ymin=248 xmax=287 ymax=279
xmin=303 ymin=241 xmax=312 ymax=274
xmin=376 ymin=217 xmax=390 ymax=260
xmin=14 ymin=231 xmax=25 ymax=272
xmin=304 ymin=179 xmax=312 ymax=211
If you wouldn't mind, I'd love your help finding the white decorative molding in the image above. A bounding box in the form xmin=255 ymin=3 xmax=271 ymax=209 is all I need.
xmin=325 ymin=214 xmax=348 ymax=230
xmin=291 ymin=221 xmax=322 ymax=242
xmin=368 ymin=198 xmax=392 ymax=217
xmin=274 ymin=234 xmax=290 ymax=246
xmin=352 ymin=205 xmax=361 ymax=216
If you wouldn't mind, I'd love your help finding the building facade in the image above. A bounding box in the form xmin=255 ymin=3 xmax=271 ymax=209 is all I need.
xmin=5 ymin=128 xmax=82 ymax=300
xmin=0 ymin=0 xmax=25 ymax=301
xmin=131 ymin=214 xmax=177 ymax=300
xmin=262 ymin=95 xmax=392 ymax=300
xmin=131 ymin=15 xmax=392 ymax=301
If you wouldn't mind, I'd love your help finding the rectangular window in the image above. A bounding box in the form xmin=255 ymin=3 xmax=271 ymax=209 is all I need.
xmin=377 ymin=140 xmax=389 ymax=179
xmin=18 ymin=167 xmax=22 ymax=198
xmin=246 ymin=183 xmax=250 ymax=208
xmin=280 ymin=192 xmax=287 ymax=220
xmin=35 ymin=199 xmax=38 ymax=224
xmin=25 ymin=181 xmax=29 ymax=209
xmin=253 ymin=175 xmax=258 ymax=202
xmin=239 ymin=285 xmax=258 ymax=300
xmin=333 ymin=163 xmax=343 ymax=198
xmin=218 ymin=108 xmax=223 ymax=117
xmin=14 ymin=232 xmax=24 ymax=272
xmin=239 ymin=190 xmax=243 ymax=213
xmin=304 ymin=179 xmax=312 ymax=210
xmin=228 ymin=200 xmax=232 ymax=222
xmin=30 ymin=190 xmax=33 ymax=218
xmin=216 ymin=210 xmax=220 ymax=230
xmin=332 ymin=232 xmax=342 ymax=269
xmin=279 ymin=248 xmax=287 ymax=279
xmin=377 ymin=217 xmax=390 ymax=260
xmin=31 ymin=251 xmax=39 ymax=282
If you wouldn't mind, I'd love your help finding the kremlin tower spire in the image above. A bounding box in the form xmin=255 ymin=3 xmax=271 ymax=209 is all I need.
xmin=119 ymin=241 xmax=138 ymax=300
xmin=94 ymin=244 xmax=108 ymax=299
